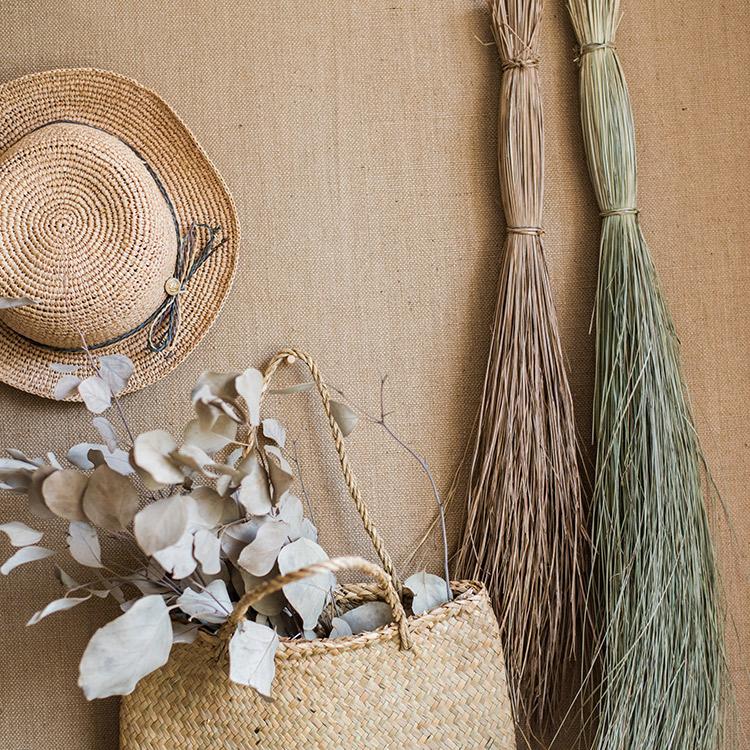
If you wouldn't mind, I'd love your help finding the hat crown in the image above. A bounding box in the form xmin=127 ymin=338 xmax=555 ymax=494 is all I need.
xmin=0 ymin=122 xmax=177 ymax=349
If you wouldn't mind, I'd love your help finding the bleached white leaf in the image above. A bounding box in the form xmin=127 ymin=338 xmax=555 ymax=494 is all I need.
xmin=132 ymin=430 xmax=183 ymax=488
xmin=6 ymin=448 xmax=39 ymax=464
xmin=78 ymin=595 xmax=172 ymax=699
xmin=236 ymin=456 xmax=272 ymax=516
xmin=0 ymin=457 xmax=36 ymax=490
xmin=235 ymin=368 xmax=264 ymax=426
xmin=47 ymin=452 xmax=63 ymax=470
xmin=27 ymin=595 xmax=91 ymax=625
xmin=262 ymin=419 xmax=286 ymax=448
xmin=193 ymin=529 xmax=221 ymax=575
xmin=228 ymin=620 xmax=279 ymax=697
xmin=67 ymin=443 xmax=101 ymax=470
xmin=78 ymin=376 xmax=112 ymax=414
xmin=50 ymin=363 xmax=79 ymax=374
xmin=0 ymin=521 xmax=43 ymax=547
xmin=237 ymin=520 xmax=290 ymax=577
xmin=97 ymin=354 xmax=134 ymax=394
xmin=187 ymin=487 xmax=226 ymax=528
xmin=340 ymin=602 xmax=393 ymax=634
xmin=304 ymin=630 xmax=317 ymax=641
xmin=277 ymin=538 xmax=334 ymax=630
xmin=67 ymin=443 xmax=132 ymax=475
xmin=330 ymin=400 xmax=358 ymax=437
xmin=172 ymin=621 xmax=201 ymax=644
xmin=298 ymin=518 xmax=318 ymax=542
xmin=1 ymin=545 xmax=55 ymax=575
xmin=278 ymin=494 xmax=304 ymax=539
xmin=99 ymin=448 xmax=133 ymax=476
xmin=55 ymin=565 xmax=80 ymax=591
xmin=54 ymin=375 xmax=82 ymax=401
xmin=0 ymin=296 xmax=37 ymax=309
xmin=153 ymin=530 xmax=197 ymax=579
xmin=82 ymin=465 xmax=139 ymax=531
xmin=329 ymin=616 xmax=353 ymax=639
xmin=41 ymin=469 xmax=88 ymax=521
xmin=133 ymin=495 xmax=189 ymax=556
xmin=191 ymin=374 xmax=241 ymax=423
xmin=176 ymin=579 xmax=231 ymax=625
xmin=404 ymin=571 xmax=452 ymax=615
xmin=92 ymin=416 xmax=118 ymax=452
xmin=67 ymin=522 xmax=104 ymax=568
xmin=172 ymin=444 xmax=214 ymax=475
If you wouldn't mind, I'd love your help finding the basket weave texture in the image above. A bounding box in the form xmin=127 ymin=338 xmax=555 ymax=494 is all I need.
xmin=120 ymin=350 xmax=515 ymax=749
xmin=121 ymin=577 xmax=514 ymax=749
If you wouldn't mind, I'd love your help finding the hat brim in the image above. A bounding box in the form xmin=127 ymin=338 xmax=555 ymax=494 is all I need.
xmin=0 ymin=68 xmax=239 ymax=399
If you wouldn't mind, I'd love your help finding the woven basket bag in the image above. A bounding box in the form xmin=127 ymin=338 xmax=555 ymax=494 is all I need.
xmin=120 ymin=349 xmax=515 ymax=750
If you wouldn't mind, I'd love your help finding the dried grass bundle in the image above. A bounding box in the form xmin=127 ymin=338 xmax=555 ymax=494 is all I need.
xmin=455 ymin=0 xmax=586 ymax=731
xmin=566 ymin=1 xmax=730 ymax=748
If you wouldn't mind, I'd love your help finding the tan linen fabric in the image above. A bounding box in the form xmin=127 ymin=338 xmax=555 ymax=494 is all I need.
xmin=0 ymin=1 xmax=747 ymax=748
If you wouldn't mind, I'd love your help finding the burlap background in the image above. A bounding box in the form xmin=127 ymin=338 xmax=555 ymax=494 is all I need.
xmin=0 ymin=1 xmax=747 ymax=748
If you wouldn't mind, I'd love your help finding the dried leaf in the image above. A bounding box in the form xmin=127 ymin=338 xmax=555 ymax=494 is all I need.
xmin=191 ymin=373 xmax=241 ymax=423
xmin=330 ymin=401 xmax=359 ymax=437
xmin=172 ymin=444 xmax=214 ymax=475
xmin=238 ymin=570 xmax=286 ymax=616
xmin=55 ymin=565 xmax=79 ymax=591
xmin=176 ymin=579 xmax=232 ymax=624
xmin=54 ymin=375 xmax=82 ymax=401
xmin=42 ymin=469 xmax=88 ymax=521
xmin=27 ymin=466 xmax=56 ymax=519
xmin=78 ymin=595 xmax=172 ymax=699
xmin=27 ymin=595 xmax=91 ymax=625
xmin=0 ymin=521 xmax=43 ymax=547
xmin=1 ymin=545 xmax=55 ymax=575
xmin=340 ymin=602 xmax=393 ymax=634
xmin=262 ymin=419 xmax=286 ymax=448
xmin=298 ymin=518 xmax=318 ymax=542
xmin=193 ymin=529 xmax=221 ymax=575
xmin=77 ymin=376 xmax=112 ymax=414
xmin=264 ymin=445 xmax=294 ymax=503
xmin=0 ymin=457 xmax=36 ymax=490
xmin=237 ymin=520 xmax=290 ymax=577
xmin=133 ymin=495 xmax=189 ymax=556
xmin=172 ymin=621 xmax=201 ymax=644
xmin=82 ymin=465 xmax=139 ymax=531
xmin=235 ymin=368 xmax=264 ymax=426
xmin=277 ymin=538 xmax=334 ymax=630
xmin=0 ymin=296 xmax=38 ymax=309
xmin=228 ymin=620 xmax=279 ymax=696
xmin=183 ymin=415 xmax=236 ymax=455
xmin=97 ymin=354 xmax=134 ymax=394
xmin=329 ymin=616 xmax=353 ymax=639
xmin=92 ymin=416 xmax=118 ymax=452
xmin=187 ymin=487 xmax=226 ymax=528
xmin=236 ymin=456 xmax=272 ymax=516
xmin=132 ymin=430 xmax=183 ymax=488
xmin=153 ymin=530 xmax=197 ymax=580
xmin=67 ymin=522 xmax=104 ymax=568
xmin=404 ymin=571 xmax=452 ymax=615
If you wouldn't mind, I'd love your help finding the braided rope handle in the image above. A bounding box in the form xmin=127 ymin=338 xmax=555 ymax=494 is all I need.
xmin=245 ymin=348 xmax=402 ymax=596
xmin=222 ymin=556 xmax=413 ymax=650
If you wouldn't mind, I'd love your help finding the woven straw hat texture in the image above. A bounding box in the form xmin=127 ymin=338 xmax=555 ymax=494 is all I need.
xmin=121 ymin=577 xmax=515 ymax=750
xmin=0 ymin=68 xmax=239 ymax=398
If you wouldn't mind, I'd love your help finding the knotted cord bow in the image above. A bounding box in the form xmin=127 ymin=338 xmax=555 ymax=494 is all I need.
xmin=147 ymin=222 xmax=226 ymax=353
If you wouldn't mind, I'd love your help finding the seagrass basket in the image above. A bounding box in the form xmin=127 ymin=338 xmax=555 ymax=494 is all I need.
xmin=120 ymin=349 xmax=515 ymax=749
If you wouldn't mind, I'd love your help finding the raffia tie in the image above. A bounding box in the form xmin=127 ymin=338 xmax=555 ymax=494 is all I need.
xmin=575 ymin=42 xmax=616 ymax=64
xmin=501 ymin=56 xmax=540 ymax=72
xmin=600 ymin=207 xmax=639 ymax=218
xmin=507 ymin=226 xmax=545 ymax=236
xmin=147 ymin=222 xmax=226 ymax=353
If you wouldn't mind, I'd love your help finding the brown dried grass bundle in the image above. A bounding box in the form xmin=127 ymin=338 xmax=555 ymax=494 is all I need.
xmin=455 ymin=0 xmax=586 ymax=733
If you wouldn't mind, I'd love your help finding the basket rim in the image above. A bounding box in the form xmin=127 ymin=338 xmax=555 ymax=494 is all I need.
xmin=195 ymin=579 xmax=491 ymax=660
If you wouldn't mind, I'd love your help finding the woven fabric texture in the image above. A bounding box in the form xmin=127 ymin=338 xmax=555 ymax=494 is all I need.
xmin=0 ymin=2 xmax=748 ymax=749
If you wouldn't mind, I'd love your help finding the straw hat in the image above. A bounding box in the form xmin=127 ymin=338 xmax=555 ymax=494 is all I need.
xmin=0 ymin=68 xmax=239 ymax=399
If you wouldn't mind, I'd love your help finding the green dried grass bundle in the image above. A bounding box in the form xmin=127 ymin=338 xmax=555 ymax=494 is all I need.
xmin=566 ymin=1 xmax=730 ymax=748
xmin=456 ymin=0 xmax=586 ymax=732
